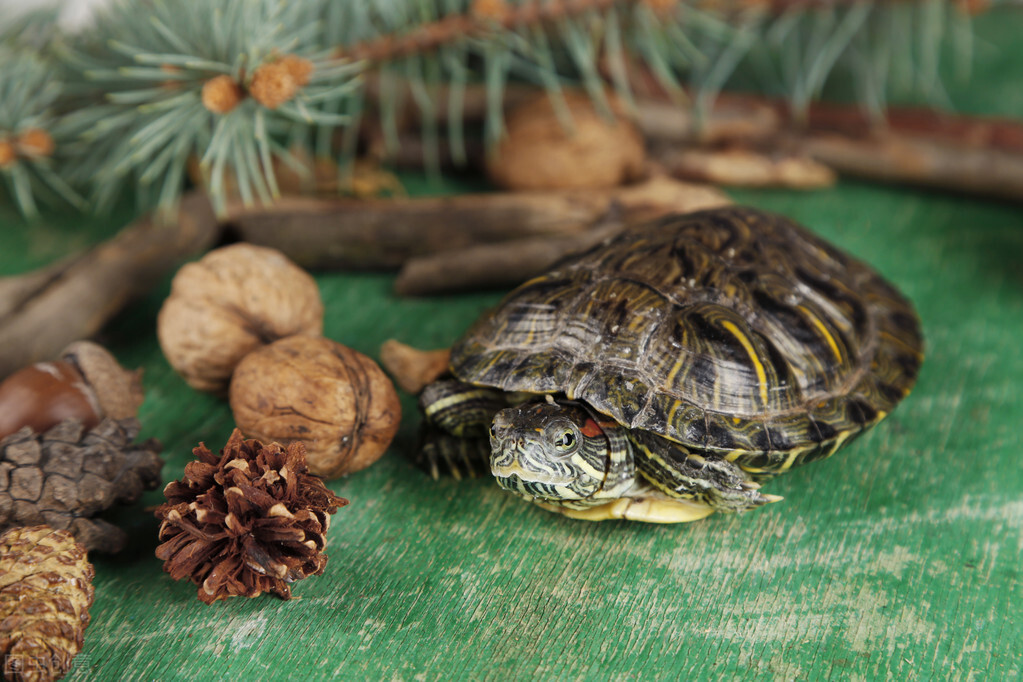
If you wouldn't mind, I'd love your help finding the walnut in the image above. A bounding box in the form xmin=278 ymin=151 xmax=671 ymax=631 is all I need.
xmin=487 ymin=90 xmax=647 ymax=191
xmin=157 ymin=244 xmax=324 ymax=394
xmin=229 ymin=335 xmax=401 ymax=479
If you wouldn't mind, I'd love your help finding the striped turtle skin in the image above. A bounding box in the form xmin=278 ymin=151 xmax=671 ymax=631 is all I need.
xmin=427 ymin=206 xmax=923 ymax=521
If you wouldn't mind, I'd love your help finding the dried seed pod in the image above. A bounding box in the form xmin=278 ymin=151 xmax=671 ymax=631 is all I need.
xmin=0 ymin=342 xmax=143 ymax=442
xmin=379 ymin=340 xmax=451 ymax=394
xmin=230 ymin=335 xmax=401 ymax=479
xmin=154 ymin=429 xmax=347 ymax=604
xmin=487 ymin=90 xmax=647 ymax=191
xmin=0 ymin=526 xmax=94 ymax=682
xmin=157 ymin=244 xmax=324 ymax=394
xmin=0 ymin=419 xmax=163 ymax=553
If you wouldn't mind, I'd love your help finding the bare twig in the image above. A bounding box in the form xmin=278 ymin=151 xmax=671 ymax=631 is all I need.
xmin=337 ymin=0 xmax=619 ymax=62
xmin=393 ymin=175 xmax=731 ymax=296
xmin=639 ymin=93 xmax=1023 ymax=201
xmin=0 ymin=193 xmax=220 ymax=378
xmin=337 ymin=0 xmax=966 ymax=64
xmin=225 ymin=193 xmax=615 ymax=270
xmin=225 ymin=176 xmax=727 ymax=271
xmin=654 ymin=148 xmax=836 ymax=189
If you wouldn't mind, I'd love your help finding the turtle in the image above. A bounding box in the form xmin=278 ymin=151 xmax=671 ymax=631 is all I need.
xmin=417 ymin=206 xmax=923 ymax=523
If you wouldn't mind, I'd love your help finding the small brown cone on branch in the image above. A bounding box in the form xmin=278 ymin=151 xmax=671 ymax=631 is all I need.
xmin=249 ymin=56 xmax=313 ymax=110
xmin=16 ymin=129 xmax=55 ymax=158
xmin=201 ymin=75 xmax=244 ymax=114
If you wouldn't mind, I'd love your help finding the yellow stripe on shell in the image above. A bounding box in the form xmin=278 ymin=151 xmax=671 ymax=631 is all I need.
xmin=720 ymin=319 xmax=769 ymax=406
xmin=799 ymin=305 xmax=844 ymax=364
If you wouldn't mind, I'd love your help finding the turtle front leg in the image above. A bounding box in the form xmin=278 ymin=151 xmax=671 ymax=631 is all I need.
xmin=631 ymin=432 xmax=783 ymax=513
xmin=417 ymin=427 xmax=491 ymax=480
xmin=417 ymin=378 xmax=511 ymax=479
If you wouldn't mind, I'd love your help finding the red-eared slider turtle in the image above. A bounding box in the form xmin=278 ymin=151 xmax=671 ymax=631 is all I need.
xmin=418 ymin=206 xmax=923 ymax=522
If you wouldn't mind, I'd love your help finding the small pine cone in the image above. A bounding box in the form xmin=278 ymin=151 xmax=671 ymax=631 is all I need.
xmin=0 ymin=526 xmax=94 ymax=682
xmin=0 ymin=140 xmax=15 ymax=169
xmin=0 ymin=419 xmax=163 ymax=554
xmin=471 ymin=0 xmax=511 ymax=21
xmin=15 ymin=129 xmax=54 ymax=159
xmin=154 ymin=429 xmax=347 ymax=604
xmin=201 ymin=75 xmax=244 ymax=114
xmin=279 ymin=55 xmax=313 ymax=88
xmin=249 ymin=56 xmax=310 ymax=109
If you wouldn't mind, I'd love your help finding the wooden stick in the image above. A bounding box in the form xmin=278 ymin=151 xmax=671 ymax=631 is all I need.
xmin=394 ymin=175 xmax=731 ymax=296
xmin=225 ymin=193 xmax=615 ymax=270
xmin=652 ymin=147 xmax=836 ymax=189
xmin=336 ymin=0 xmax=968 ymax=65
xmin=370 ymin=76 xmax=1023 ymax=200
xmin=394 ymin=222 xmax=623 ymax=296
xmin=225 ymin=176 xmax=727 ymax=271
xmin=638 ymin=94 xmax=1023 ymax=201
xmin=792 ymin=131 xmax=1023 ymax=200
xmin=0 ymin=193 xmax=220 ymax=378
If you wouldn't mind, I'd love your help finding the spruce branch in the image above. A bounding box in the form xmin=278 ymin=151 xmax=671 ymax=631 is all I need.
xmin=58 ymin=0 xmax=362 ymax=216
xmin=0 ymin=0 xmax=1006 ymax=218
xmin=330 ymin=0 xmax=988 ymax=150
xmin=0 ymin=46 xmax=86 ymax=219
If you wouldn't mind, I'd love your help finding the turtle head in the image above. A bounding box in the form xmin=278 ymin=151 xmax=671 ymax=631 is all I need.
xmin=489 ymin=399 xmax=634 ymax=507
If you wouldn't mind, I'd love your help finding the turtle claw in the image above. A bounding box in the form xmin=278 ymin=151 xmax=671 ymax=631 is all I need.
xmin=416 ymin=427 xmax=490 ymax=480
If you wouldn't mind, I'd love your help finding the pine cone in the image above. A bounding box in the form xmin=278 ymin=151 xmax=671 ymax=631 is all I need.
xmin=0 ymin=419 xmax=163 ymax=554
xmin=154 ymin=429 xmax=347 ymax=604
xmin=0 ymin=526 xmax=94 ymax=682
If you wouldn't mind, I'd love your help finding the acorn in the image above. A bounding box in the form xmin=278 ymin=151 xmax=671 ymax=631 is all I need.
xmin=0 ymin=341 xmax=144 ymax=441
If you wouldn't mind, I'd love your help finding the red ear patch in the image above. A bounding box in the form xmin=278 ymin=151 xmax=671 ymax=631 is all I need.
xmin=580 ymin=419 xmax=604 ymax=438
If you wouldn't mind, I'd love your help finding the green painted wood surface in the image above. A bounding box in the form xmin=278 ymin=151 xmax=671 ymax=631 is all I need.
xmin=2 ymin=11 xmax=1022 ymax=681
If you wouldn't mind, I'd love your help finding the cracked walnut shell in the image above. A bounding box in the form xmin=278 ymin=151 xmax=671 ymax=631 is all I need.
xmin=157 ymin=244 xmax=324 ymax=394
xmin=230 ymin=336 xmax=401 ymax=479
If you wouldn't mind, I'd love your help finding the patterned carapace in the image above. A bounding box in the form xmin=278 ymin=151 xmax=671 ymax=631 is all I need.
xmin=452 ymin=206 xmax=923 ymax=478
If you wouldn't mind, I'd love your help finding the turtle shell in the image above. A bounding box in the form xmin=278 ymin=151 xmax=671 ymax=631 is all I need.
xmin=450 ymin=206 xmax=923 ymax=475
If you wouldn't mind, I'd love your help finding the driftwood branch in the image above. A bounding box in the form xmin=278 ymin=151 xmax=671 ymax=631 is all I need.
xmin=393 ymin=221 xmax=623 ymax=296
xmin=225 ymin=193 xmax=609 ymax=269
xmin=336 ymin=0 xmax=973 ymax=64
xmin=369 ymin=76 xmax=1023 ymax=200
xmin=638 ymin=93 xmax=1023 ymax=201
xmin=226 ymin=176 xmax=727 ymax=271
xmin=394 ymin=175 xmax=731 ymax=296
xmin=0 ymin=193 xmax=220 ymax=378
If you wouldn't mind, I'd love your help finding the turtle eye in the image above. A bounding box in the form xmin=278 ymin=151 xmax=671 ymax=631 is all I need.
xmin=553 ymin=430 xmax=577 ymax=453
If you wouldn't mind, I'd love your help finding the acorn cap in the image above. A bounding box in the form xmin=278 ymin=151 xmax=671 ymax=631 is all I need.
xmin=60 ymin=341 xmax=144 ymax=420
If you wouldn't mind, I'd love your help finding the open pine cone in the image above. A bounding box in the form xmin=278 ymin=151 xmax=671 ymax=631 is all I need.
xmin=154 ymin=429 xmax=347 ymax=604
